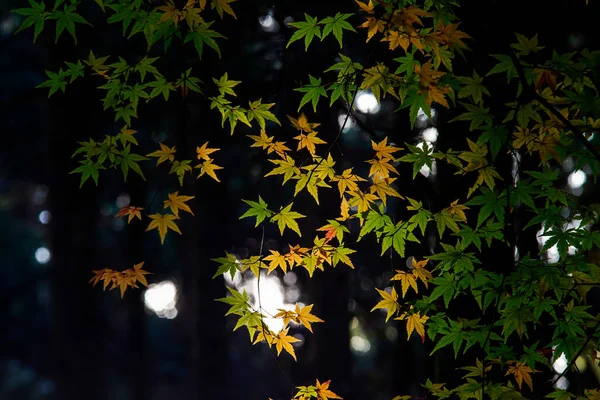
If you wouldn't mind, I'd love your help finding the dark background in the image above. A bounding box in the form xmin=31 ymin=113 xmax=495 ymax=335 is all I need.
xmin=1 ymin=0 xmax=599 ymax=399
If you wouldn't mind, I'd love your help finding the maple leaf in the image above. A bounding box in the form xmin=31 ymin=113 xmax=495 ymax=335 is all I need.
xmin=210 ymin=0 xmax=236 ymax=19
xmin=372 ymin=137 xmax=402 ymax=160
xmin=213 ymin=72 xmax=240 ymax=96
xmin=157 ymin=1 xmax=183 ymax=25
xmin=123 ymin=262 xmax=152 ymax=289
xmin=396 ymin=311 xmax=429 ymax=342
xmin=315 ymin=379 xmax=342 ymax=400
xmin=271 ymin=203 xmax=305 ymax=236
xmin=367 ymin=157 xmax=399 ymax=179
xmin=248 ymin=130 xmax=290 ymax=157
xmin=195 ymin=159 xmax=223 ymax=182
xmin=147 ymin=143 xmax=176 ymax=166
xmin=359 ymin=16 xmax=384 ymax=42
xmin=295 ymin=75 xmax=328 ymax=112
xmin=116 ymin=125 xmax=138 ymax=147
xmin=216 ymin=286 xmax=250 ymax=315
xmin=435 ymin=21 xmax=471 ymax=49
xmin=289 ymin=113 xmax=321 ymax=133
xmin=331 ymin=168 xmax=366 ymax=197
xmin=294 ymin=131 xmax=327 ymax=156
xmin=212 ymin=252 xmax=240 ymax=279
xmin=293 ymin=170 xmax=331 ymax=205
xmin=265 ymin=154 xmax=301 ymax=183
xmin=319 ymin=12 xmax=355 ymax=48
xmin=115 ymin=206 xmax=143 ymax=223
xmin=287 ymin=13 xmax=322 ymax=51
xmin=445 ymin=200 xmax=468 ymax=222
xmin=146 ymin=213 xmax=182 ymax=244
xmin=294 ymin=304 xmax=324 ymax=333
xmin=264 ymin=250 xmax=288 ymax=274
xmin=196 ymin=141 xmax=219 ymax=161
xmin=272 ymin=327 xmax=301 ymax=360
xmin=355 ymin=0 xmax=375 ymax=14
xmin=240 ymin=196 xmax=274 ymax=226
xmin=505 ymin=361 xmax=535 ymax=391
xmin=369 ymin=175 xmax=403 ymax=205
xmin=382 ymin=30 xmax=410 ymax=51
xmin=169 ymin=160 xmax=192 ymax=186
xmin=347 ymin=189 xmax=378 ymax=214
xmin=246 ymin=99 xmax=281 ymax=131
xmin=411 ymin=257 xmax=433 ymax=289
xmin=285 ymin=244 xmax=310 ymax=269
xmin=371 ymin=287 xmax=400 ymax=322
xmin=317 ymin=219 xmax=349 ymax=244
xmin=163 ymin=191 xmax=195 ymax=217
xmin=391 ymin=270 xmax=418 ymax=298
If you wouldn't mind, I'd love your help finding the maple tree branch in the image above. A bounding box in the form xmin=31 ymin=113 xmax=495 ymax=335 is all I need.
xmin=508 ymin=50 xmax=600 ymax=165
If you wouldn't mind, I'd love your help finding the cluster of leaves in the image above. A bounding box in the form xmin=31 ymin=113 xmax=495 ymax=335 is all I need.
xmin=89 ymin=261 xmax=151 ymax=297
xmin=13 ymin=0 xmax=600 ymax=398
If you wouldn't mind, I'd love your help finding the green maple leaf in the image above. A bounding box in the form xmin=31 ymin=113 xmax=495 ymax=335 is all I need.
xmin=216 ymin=286 xmax=249 ymax=315
xmin=213 ymin=72 xmax=240 ymax=97
xmin=13 ymin=0 xmax=50 ymax=43
xmin=295 ymin=75 xmax=327 ymax=112
xmin=246 ymin=99 xmax=280 ymax=130
xmin=456 ymin=70 xmax=489 ymax=105
xmin=169 ymin=160 xmax=193 ymax=186
xmin=487 ymin=54 xmax=517 ymax=82
xmin=47 ymin=3 xmax=91 ymax=44
xmin=286 ymin=13 xmax=321 ymax=51
xmin=466 ymin=187 xmax=506 ymax=228
xmin=358 ymin=207 xmax=391 ymax=240
xmin=118 ymin=145 xmax=147 ymax=182
xmin=331 ymin=244 xmax=355 ymax=268
xmin=319 ymin=12 xmax=355 ymax=48
xmin=134 ymin=56 xmax=161 ymax=82
xmin=184 ymin=22 xmax=225 ymax=59
xmin=212 ymin=252 xmax=240 ymax=279
xmin=399 ymin=142 xmax=434 ymax=179
xmin=64 ymin=60 xmax=84 ymax=82
xmin=380 ymin=221 xmax=416 ymax=257
xmin=449 ymin=102 xmax=492 ymax=131
xmin=147 ymin=76 xmax=176 ymax=101
xmin=271 ymin=203 xmax=305 ymax=236
xmin=239 ymin=196 xmax=274 ymax=226
xmin=70 ymin=160 xmax=103 ymax=188
xmin=430 ymin=274 xmax=456 ymax=308
xmin=234 ymin=310 xmax=263 ymax=341
xmin=511 ymin=33 xmax=544 ymax=56
xmin=36 ymin=68 xmax=68 ymax=97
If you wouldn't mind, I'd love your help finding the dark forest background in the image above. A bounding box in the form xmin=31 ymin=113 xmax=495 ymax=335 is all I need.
xmin=1 ymin=0 xmax=599 ymax=399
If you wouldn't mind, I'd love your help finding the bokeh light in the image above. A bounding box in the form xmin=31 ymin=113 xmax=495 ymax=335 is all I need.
xmin=355 ymin=91 xmax=380 ymax=114
xmin=35 ymin=247 xmax=51 ymax=264
xmin=144 ymin=281 xmax=178 ymax=319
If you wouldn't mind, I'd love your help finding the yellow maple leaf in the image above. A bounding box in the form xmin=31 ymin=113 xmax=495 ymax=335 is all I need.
xmin=382 ymin=30 xmax=410 ymax=51
xmin=146 ymin=213 xmax=182 ymax=244
xmin=372 ymin=137 xmax=402 ymax=160
xmin=355 ymin=0 xmax=375 ymax=14
xmin=294 ymin=304 xmax=324 ymax=333
xmin=294 ymin=131 xmax=327 ymax=156
xmin=147 ymin=143 xmax=176 ymax=166
xmin=196 ymin=159 xmax=223 ymax=182
xmin=411 ymin=258 xmax=433 ymax=289
xmin=396 ymin=311 xmax=429 ymax=342
xmin=367 ymin=157 xmax=399 ymax=179
xmin=288 ymin=113 xmax=320 ymax=133
xmin=444 ymin=200 xmax=468 ymax=222
xmin=359 ymin=17 xmax=385 ymax=42
xmin=115 ymin=206 xmax=144 ymax=223
xmin=210 ymin=0 xmax=236 ymax=19
xmin=347 ymin=189 xmax=378 ymax=214
xmin=272 ymin=327 xmax=301 ymax=360
xmin=338 ymin=195 xmax=350 ymax=221
xmin=369 ymin=175 xmax=403 ymax=205
xmin=285 ymin=244 xmax=310 ymax=269
xmin=505 ymin=361 xmax=535 ymax=391
xmin=163 ymin=191 xmax=195 ymax=217
xmin=196 ymin=141 xmax=219 ymax=161
xmin=331 ymin=168 xmax=366 ymax=197
xmin=315 ymin=379 xmax=342 ymax=400
xmin=391 ymin=270 xmax=418 ymax=298
xmin=264 ymin=250 xmax=287 ymax=274
xmin=265 ymin=154 xmax=301 ymax=183
xmin=371 ymin=287 xmax=400 ymax=321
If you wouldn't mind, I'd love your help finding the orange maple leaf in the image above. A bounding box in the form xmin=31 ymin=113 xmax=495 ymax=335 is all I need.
xmin=316 ymin=379 xmax=342 ymax=400
xmin=115 ymin=206 xmax=144 ymax=223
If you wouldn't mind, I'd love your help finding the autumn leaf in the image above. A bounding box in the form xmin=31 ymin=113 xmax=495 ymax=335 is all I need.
xmin=196 ymin=141 xmax=219 ymax=160
xmin=331 ymin=168 xmax=366 ymax=197
xmin=294 ymin=304 xmax=324 ymax=333
xmin=195 ymin=159 xmax=223 ymax=182
xmin=264 ymin=250 xmax=287 ymax=273
xmin=411 ymin=257 xmax=433 ymax=289
xmin=163 ymin=191 xmax=195 ymax=217
xmin=146 ymin=213 xmax=182 ymax=244
xmin=272 ymin=327 xmax=301 ymax=360
xmin=371 ymin=287 xmax=400 ymax=321
xmin=248 ymin=130 xmax=290 ymax=157
xmin=294 ymin=130 xmax=327 ymax=156
xmin=157 ymin=1 xmax=183 ymax=25
xmin=271 ymin=203 xmax=305 ymax=236
xmin=89 ymin=262 xmax=151 ymax=298
xmin=315 ymin=379 xmax=342 ymax=400
xmin=115 ymin=206 xmax=143 ymax=223
xmin=147 ymin=143 xmax=176 ymax=166
xmin=317 ymin=219 xmax=349 ymax=244
xmin=396 ymin=311 xmax=429 ymax=342
xmin=505 ymin=361 xmax=535 ymax=391
xmin=391 ymin=270 xmax=418 ymax=298
xmin=265 ymin=154 xmax=301 ymax=183
xmin=288 ymin=113 xmax=320 ymax=133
